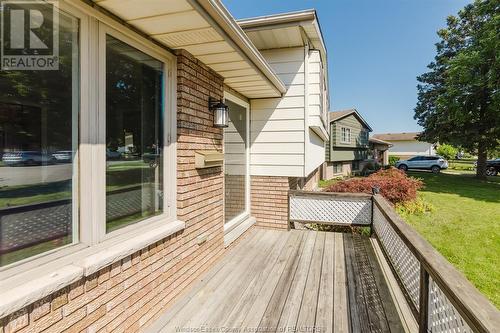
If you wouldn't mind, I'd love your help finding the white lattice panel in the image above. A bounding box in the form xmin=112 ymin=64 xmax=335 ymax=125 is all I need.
xmin=373 ymin=206 xmax=421 ymax=309
xmin=289 ymin=195 xmax=372 ymax=225
xmin=428 ymin=277 xmax=473 ymax=333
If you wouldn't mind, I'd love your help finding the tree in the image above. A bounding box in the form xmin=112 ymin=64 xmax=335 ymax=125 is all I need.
xmin=414 ymin=0 xmax=500 ymax=179
xmin=436 ymin=144 xmax=458 ymax=160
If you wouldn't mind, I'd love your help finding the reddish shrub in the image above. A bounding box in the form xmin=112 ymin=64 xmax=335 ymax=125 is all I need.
xmin=326 ymin=167 xmax=423 ymax=204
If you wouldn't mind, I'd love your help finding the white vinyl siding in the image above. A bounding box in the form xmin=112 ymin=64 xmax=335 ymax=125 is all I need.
xmin=250 ymin=47 xmax=306 ymax=177
xmin=249 ymin=46 xmax=328 ymax=178
xmin=388 ymin=141 xmax=436 ymax=156
xmin=306 ymin=129 xmax=326 ymax=175
xmin=308 ymin=50 xmax=323 ymax=119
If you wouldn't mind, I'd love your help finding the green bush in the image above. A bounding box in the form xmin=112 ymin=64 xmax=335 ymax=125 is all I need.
xmin=389 ymin=156 xmax=400 ymax=166
xmin=436 ymin=144 xmax=458 ymax=160
xmin=396 ymin=196 xmax=434 ymax=218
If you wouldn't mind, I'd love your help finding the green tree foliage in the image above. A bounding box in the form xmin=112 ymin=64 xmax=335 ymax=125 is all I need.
xmin=414 ymin=0 xmax=500 ymax=178
xmin=389 ymin=156 xmax=400 ymax=166
xmin=436 ymin=144 xmax=458 ymax=160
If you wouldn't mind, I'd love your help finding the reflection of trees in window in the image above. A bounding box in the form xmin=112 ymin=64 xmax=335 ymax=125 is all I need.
xmin=105 ymin=36 xmax=163 ymax=158
xmin=105 ymin=35 xmax=164 ymax=233
xmin=0 ymin=14 xmax=77 ymax=153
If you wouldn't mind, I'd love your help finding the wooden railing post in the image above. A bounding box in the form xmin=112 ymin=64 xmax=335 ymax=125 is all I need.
xmin=419 ymin=266 xmax=430 ymax=333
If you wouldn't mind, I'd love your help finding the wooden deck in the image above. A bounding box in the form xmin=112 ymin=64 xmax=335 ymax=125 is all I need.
xmin=148 ymin=228 xmax=404 ymax=333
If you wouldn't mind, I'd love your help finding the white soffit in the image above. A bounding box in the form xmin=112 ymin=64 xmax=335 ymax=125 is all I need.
xmin=92 ymin=0 xmax=285 ymax=99
xmin=238 ymin=9 xmax=329 ymax=98
xmin=238 ymin=10 xmax=327 ymax=69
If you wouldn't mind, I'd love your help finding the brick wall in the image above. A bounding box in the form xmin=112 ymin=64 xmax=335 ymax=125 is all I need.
xmin=251 ymin=166 xmax=324 ymax=230
xmin=250 ymin=176 xmax=297 ymax=230
xmin=0 ymin=50 xmax=226 ymax=333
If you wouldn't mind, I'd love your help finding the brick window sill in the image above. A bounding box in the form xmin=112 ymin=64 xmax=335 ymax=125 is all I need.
xmin=0 ymin=220 xmax=185 ymax=318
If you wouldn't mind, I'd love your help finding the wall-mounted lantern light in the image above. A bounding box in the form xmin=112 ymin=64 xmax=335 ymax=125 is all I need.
xmin=209 ymin=97 xmax=229 ymax=128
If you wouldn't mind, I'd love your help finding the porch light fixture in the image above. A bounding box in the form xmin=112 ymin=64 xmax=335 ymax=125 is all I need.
xmin=209 ymin=98 xmax=229 ymax=128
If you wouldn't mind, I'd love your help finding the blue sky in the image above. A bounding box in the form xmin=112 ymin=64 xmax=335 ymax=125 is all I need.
xmin=224 ymin=0 xmax=470 ymax=134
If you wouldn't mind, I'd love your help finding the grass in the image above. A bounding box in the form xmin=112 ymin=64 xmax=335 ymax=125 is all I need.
xmin=0 ymin=165 xmax=150 ymax=208
xmin=404 ymin=171 xmax=500 ymax=308
xmin=448 ymin=159 xmax=475 ymax=172
xmin=318 ymin=177 xmax=342 ymax=188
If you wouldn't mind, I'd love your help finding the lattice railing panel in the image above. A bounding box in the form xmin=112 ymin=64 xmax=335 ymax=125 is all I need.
xmin=289 ymin=194 xmax=371 ymax=225
xmin=428 ymin=277 xmax=473 ymax=333
xmin=373 ymin=206 xmax=421 ymax=309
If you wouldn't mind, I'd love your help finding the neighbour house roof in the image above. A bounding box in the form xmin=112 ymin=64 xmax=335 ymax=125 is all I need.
xmin=89 ymin=0 xmax=286 ymax=99
xmin=328 ymin=109 xmax=373 ymax=131
xmin=369 ymin=137 xmax=393 ymax=147
xmin=372 ymin=132 xmax=421 ymax=141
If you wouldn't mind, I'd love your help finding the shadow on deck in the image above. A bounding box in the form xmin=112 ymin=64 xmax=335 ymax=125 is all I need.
xmin=148 ymin=228 xmax=404 ymax=333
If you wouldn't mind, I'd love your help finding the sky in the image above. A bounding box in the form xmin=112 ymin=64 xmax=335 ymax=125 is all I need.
xmin=223 ymin=0 xmax=471 ymax=134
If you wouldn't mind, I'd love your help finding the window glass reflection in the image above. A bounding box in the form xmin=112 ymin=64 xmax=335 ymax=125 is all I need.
xmin=0 ymin=11 xmax=79 ymax=266
xmin=224 ymin=100 xmax=247 ymax=223
xmin=105 ymin=35 xmax=164 ymax=233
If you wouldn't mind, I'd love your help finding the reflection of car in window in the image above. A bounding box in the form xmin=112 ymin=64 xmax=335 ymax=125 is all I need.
xmin=2 ymin=151 xmax=57 ymax=166
xmin=52 ymin=150 xmax=73 ymax=163
xmin=106 ymin=148 xmax=122 ymax=160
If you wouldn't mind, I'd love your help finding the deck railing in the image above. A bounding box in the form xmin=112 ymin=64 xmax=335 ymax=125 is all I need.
xmin=288 ymin=190 xmax=500 ymax=333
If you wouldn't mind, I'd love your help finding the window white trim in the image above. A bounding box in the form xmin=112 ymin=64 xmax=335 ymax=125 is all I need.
xmin=96 ymin=22 xmax=177 ymax=242
xmin=0 ymin=0 xmax=179 ymax=283
xmin=341 ymin=127 xmax=351 ymax=144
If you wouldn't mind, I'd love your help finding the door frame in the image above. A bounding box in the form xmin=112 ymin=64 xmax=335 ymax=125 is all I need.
xmin=223 ymin=91 xmax=250 ymax=235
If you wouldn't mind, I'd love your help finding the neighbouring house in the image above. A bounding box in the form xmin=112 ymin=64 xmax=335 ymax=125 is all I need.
xmin=369 ymin=137 xmax=393 ymax=166
xmin=0 ymin=1 xmax=328 ymax=331
xmin=372 ymin=132 xmax=436 ymax=159
xmin=324 ymin=109 xmax=372 ymax=178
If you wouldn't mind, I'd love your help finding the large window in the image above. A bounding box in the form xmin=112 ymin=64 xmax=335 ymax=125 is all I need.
xmin=0 ymin=5 xmax=174 ymax=272
xmin=105 ymin=35 xmax=164 ymax=233
xmin=0 ymin=10 xmax=79 ymax=267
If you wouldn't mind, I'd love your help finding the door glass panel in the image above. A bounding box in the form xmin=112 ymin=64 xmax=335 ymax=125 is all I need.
xmin=224 ymin=100 xmax=247 ymax=224
xmin=105 ymin=35 xmax=164 ymax=233
xmin=0 ymin=9 xmax=79 ymax=266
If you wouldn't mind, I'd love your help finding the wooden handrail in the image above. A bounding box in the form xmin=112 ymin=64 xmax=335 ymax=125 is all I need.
xmin=372 ymin=194 xmax=500 ymax=333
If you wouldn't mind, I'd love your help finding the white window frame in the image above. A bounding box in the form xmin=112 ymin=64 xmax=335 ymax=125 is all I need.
xmin=95 ymin=23 xmax=176 ymax=243
xmin=0 ymin=0 xmax=178 ymax=282
xmin=341 ymin=127 xmax=351 ymax=144
xmin=222 ymin=91 xmax=250 ymax=235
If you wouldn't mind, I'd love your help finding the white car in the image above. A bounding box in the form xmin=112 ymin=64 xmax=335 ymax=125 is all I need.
xmin=395 ymin=155 xmax=448 ymax=173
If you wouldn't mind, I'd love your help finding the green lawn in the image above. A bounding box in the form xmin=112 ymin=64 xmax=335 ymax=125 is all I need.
xmin=405 ymin=172 xmax=500 ymax=308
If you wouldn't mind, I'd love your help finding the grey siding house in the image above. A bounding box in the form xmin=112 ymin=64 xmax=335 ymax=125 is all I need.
xmin=324 ymin=109 xmax=372 ymax=178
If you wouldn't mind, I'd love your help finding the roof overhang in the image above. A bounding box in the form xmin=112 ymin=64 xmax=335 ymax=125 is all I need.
xmin=238 ymin=9 xmax=328 ymax=100
xmin=238 ymin=10 xmax=327 ymax=55
xmin=89 ymin=0 xmax=286 ymax=99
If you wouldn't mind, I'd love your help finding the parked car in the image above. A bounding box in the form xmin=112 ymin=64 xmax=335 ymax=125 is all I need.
xmin=485 ymin=158 xmax=500 ymax=176
xmin=51 ymin=150 xmax=73 ymax=163
xmin=395 ymin=155 xmax=449 ymax=173
xmin=2 ymin=151 xmax=56 ymax=166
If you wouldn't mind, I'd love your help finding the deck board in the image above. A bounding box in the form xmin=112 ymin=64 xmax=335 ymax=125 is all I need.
xmin=149 ymin=229 xmax=404 ymax=333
